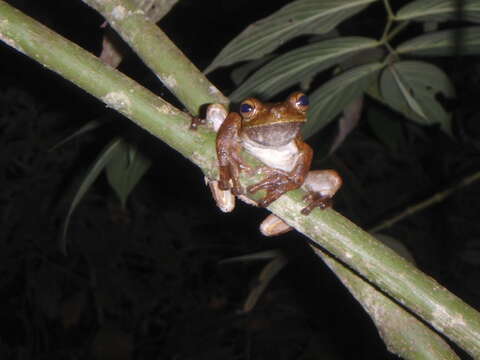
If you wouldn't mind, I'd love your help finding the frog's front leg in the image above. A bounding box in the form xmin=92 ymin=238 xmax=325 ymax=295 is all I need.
xmin=248 ymin=139 xmax=313 ymax=207
xmin=216 ymin=112 xmax=252 ymax=195
xmin=189 ymin=104 xmax=235 ymax=212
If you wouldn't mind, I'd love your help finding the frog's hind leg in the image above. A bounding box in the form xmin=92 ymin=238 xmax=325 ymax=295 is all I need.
xmin=301 ymin=169 xmax=342 ymax=215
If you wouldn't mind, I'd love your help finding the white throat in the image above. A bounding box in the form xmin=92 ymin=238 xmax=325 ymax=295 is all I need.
xmin=242 ymin=136 xmax=300 ymax=173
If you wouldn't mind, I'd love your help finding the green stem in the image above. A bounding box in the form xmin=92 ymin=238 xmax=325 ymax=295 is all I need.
xmin=371 ymin=171 xmax=480 ymax=233
xmin=384 ymin=42 xmax=399 ymax=60
xmin=0 ymin=0 xmax=218 ymax=177
xmin=387 ymin=21 xmax=410 ymax=43
xmin=268 ymin=196 xmax=480 ymax=358
xmin=312 ymin=247 xmax=461 ymax=359
xmin=380 ymin=18 xmax=393 ymax=44
xmin=82 ymin=0 xmax=228 ymax=115
xmin=382 ymin=0 xmax=395 ymax=18
xmin=380 ymin=0 xmax=394 ymax=43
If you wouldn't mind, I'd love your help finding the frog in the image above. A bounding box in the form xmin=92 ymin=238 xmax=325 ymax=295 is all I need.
xmin=194 ymin=92 xmax=342 ymax=235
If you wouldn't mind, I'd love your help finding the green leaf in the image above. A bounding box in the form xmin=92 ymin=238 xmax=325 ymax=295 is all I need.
xmin=302 ymin=62 xmax=384 ymax=138
xmin=230 ymin=54 xmax=275 ymax=86
xmin=205 ymin=0 xmax=377 ymax=73
xmin=219 ymin=249 xmax=283 ymax=264
xmin=243 ymin=254 xmax=288 ymax=313
xmin=397 ymin=26 xmax=480 ymax=56
xmin=379 ymin=61 xmax=455 ymax=133
xmin=105 ymin=141 xmax=151 ymax=208
xmin=390 ymin=64 xmax=428 ymax=119
xmin=49 ymin=119 xmax=105 ymax=151
xmin=396 ymin=0 xmax=480 ymax=23
xmin=60 ymin=138 xmax=123 ymax=254
xmin=230 ymin=37 xmax=379 ymax=101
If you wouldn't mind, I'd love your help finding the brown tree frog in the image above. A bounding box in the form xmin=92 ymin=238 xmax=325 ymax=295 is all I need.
xmin=195 ymin=92 xmax=342 ymax=235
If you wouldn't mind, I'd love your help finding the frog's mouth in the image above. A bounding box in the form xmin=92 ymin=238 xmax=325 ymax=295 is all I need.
xmin=245 ymin=121 xmax=303 ymax=147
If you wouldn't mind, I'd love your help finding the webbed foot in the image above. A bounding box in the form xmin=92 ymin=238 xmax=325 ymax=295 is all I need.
xmin=301 ymin=192 xmax=332 ymax=215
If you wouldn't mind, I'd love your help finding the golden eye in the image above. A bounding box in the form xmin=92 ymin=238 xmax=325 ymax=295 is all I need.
xmin=289 ymin=92 xmax=309 ymax=112
xmin=239 ymin=99 xmax=258 ymax=120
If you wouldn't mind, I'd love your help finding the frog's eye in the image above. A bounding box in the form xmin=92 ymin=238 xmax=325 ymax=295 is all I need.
xmin=297 ymin=95 xmax=309 ymax=107
xmin=240 ymin=103 xmax=254 ymax=114
xmin=290 ymin=92 xmax=309 ymax=112
xmin=239 ymin=99 xmax=258 ymax=120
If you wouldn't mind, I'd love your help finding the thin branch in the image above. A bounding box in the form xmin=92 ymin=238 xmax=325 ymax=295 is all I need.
xmin=380 ymin=0 xmax=394 ymax=42
xmin=382 ymin=0 xmax=395 ymax=18
xmin=371 ymin=171 xmax=480 ymax=233
xmin=386 ymin=21 xmax=410 ymax=43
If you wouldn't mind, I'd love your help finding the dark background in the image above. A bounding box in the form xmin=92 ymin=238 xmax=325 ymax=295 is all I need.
xmin=1 ymin=0 xmax=480 ymax=359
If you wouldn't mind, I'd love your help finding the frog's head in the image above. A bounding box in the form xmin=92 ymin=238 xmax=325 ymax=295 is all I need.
xmin=240 ymin=92 xmax=308 ymax=147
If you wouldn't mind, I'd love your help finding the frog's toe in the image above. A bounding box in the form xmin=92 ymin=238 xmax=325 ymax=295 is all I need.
xmin=257 ymin=197 xmax=273 ymax=208
xmin=247 ymin=182 xmax=263 ymax=194
xmin=301 ymin=192 xmax=332 ymax=215
xmin=237 ymin=161 xmax=254 ymax=174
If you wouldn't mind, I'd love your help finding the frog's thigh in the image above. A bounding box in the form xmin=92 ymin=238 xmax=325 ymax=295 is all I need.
xmin=303 ymin=170 xmax=342 ymax=197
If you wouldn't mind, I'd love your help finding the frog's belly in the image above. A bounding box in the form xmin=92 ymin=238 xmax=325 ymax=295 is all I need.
xmin=242 ymin=138 xmax=300 ymax=173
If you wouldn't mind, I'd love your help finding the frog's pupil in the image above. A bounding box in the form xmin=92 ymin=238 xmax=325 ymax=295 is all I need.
xmin=241 ymin=103 xmax=253 ymax=113
xmin=298 ymin=95 xmax=309 ymax=107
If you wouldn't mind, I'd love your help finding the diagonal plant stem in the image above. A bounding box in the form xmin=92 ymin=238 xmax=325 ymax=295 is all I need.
xmin=268 ymin=194 xmax=480 ymax=358
xmin=81 ymin=0 xmax=228 ymax=115
xmin=0 ymin=0 xmax=220 ymax=176
xmin=1 ymin=1 xmax=480 ymax=357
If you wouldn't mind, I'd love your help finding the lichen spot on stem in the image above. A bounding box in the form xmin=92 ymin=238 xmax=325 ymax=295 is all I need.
xmin=209 ymin=85 xmax=221 ymax=95
xmin=162 ymin=75 xmax=177 ymax=89
xmin=111 ymin=6 xmax=127 ymax=20
xmin=155 ymin=104 xmax=179 ymax=117
xmin=103 ymin=91 xmax=131 ymax=114
xmin=0 ymin=33 xmax=24 ymax=54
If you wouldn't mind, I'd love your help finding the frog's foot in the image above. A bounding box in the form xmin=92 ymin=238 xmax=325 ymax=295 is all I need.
xmin=248 ymin=172 xmax=300 ymax=207
xmin=218 ymin=151 xmax=254 ymax=196
xmin=301 ymin=192 xmax=332 ymax=215
xmin=189 ymin=116 xmax=207 ymax=130
xmin=257 ymin=188 xmax=288 ymax=207
xmin=256 ymin=166 xmax=288 ymax=176
xmin=248 ymin=171 xmax=291 ymax=192
xmin=218 ymin=164 xmax=244 ymax=195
